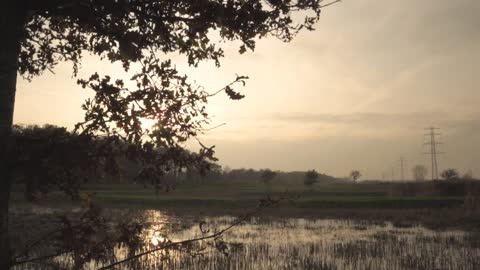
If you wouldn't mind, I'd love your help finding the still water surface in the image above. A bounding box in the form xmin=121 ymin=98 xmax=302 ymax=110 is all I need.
xmin=12 ymin=207 xmax=480 ymax=270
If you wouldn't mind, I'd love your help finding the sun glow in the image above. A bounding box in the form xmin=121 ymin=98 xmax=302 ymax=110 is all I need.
xmin=140 ymin=118 xmax=156 ymax=131
xmin=150 ymin=233 xmax=166 ymax=246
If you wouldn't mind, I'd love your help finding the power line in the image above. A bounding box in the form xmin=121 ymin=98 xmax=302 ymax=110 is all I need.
xmin=399 ymin=157 xmax=406 ymax=181
xmin=423 ymin=127 xmax=444 ymax=181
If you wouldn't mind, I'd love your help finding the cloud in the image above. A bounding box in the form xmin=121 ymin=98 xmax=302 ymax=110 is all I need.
xmin=243 ymin=111 xmax=480 ymax=137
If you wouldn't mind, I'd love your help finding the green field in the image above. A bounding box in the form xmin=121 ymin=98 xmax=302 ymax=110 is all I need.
xmin=10 ymin=179 xmax=480 ymax=230
xmin=11 ymin=179 xmax=465 ymax=210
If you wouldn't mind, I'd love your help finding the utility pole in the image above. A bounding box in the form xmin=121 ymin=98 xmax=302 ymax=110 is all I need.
xmin=423 ymin=127 xmax=443 ymax=181
xmin=399 ymin=157 xmax=406 ymax=181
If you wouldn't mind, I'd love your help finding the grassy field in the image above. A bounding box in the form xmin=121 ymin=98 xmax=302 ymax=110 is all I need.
xmin=90 ymin=180 xmax=464 ymax=209
xmin=11 ymin=179 xmax=465 ymax=211
xmin=9 ymin=179 xmax=480 ymax=230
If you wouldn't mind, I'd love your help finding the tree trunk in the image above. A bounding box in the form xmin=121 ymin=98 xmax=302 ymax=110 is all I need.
xmin=0 ymin=1 xmax=27 ymax=269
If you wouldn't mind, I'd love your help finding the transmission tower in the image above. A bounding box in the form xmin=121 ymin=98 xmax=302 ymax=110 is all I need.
xmin=423 ymin=127 xmax=443 ymax=180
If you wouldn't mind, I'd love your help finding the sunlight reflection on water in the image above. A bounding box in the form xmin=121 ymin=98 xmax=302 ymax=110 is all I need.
xmin=12 ymin=208 xmax=480 ymax=270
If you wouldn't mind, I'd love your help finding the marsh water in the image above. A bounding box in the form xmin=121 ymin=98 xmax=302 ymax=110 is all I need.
xmin=11 ymin=206 xmax=480 ymax=270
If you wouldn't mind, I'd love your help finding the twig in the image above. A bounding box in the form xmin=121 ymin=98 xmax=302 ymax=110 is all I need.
xmin=12 ymin=250 xmax=71 ymax=266
xmin=319 ymin=0 xmax=342 ymax=8
xmin=200 ymin=122 xmax=226 ymax=132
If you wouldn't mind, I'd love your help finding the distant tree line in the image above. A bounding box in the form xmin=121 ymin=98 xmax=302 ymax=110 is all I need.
xmin=221 ymin=168 xmax=337 ymax=184
xmin=411 ymin=165 xmax=475 ymax=182
xmin=174 ymin=167 xmax=339 ymax=187
xmin=10 ymin=125 xmax=340 ymax=200
xmin=10 ymin=124 xmax=216 ymax=200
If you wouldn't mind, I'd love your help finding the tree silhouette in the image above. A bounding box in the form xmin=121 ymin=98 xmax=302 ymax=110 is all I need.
xmin=304 ymin=169 xmax=319 ymax=187
xmin=441 ymin=168 xmax=459 ymax=181
xmin=350 ymin=170 xmax=361 ymax=183
xmin=1 ymin=0 xmax=337 ymax=267
xmin=261 ymin=169 xmax=277 ymax=194
xmin=11 ymin=125 xmax=109 ymax=202
xmin=261 ymin=169 xmax=277 ymax=185
xmin=412 ymin=165 xmax=428 ymax=182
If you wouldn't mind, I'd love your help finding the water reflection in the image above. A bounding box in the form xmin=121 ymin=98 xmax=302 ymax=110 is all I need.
xmin=122 ymin=211 xmax=479 ymax=270
xmin=12 ymin=208 xmax=480 ymax=270
xmin=150 ymin=233 xmax=166 ymax=246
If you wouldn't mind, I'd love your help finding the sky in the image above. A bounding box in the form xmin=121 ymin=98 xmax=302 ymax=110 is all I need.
xmin=14 ymin=0 xmax=480 ymax=179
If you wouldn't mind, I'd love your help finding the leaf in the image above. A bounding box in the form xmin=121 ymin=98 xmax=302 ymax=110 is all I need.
xmin=224 ymin=86 xmax=245 ymax=100
xmin=239 ymin=45 xmax=247 ymax=54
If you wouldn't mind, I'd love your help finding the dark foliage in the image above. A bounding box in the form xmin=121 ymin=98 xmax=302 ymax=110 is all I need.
xmin=350 ymin=170 xmax=361 ymax=183
xmin=304 ymin=169 xmax=319 ymax=186
xmin=261 ymin=169 xmax=277 ymax=184
xmin=441 ymin=168 xmax=459 ymax=181
xmin=10 ymin=124 xmax=220 ymax=197
xmin=11 ymin=125 xmax=103 ymax=201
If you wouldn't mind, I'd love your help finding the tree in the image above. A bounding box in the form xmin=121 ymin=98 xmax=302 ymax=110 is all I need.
xmin=441 ymin=168 xmax=459 ymax=181
xmin=350 ymin=170 xmax=361 ymax=183
xmin=11 ymin=125 xmax=113 ymax=201
xmin=304 ymin=169 xmax=319 ymax=187
xmin=261 ymin=169 xmax=277 ymax=185
xmin=412 ymin=165 xmax=428 ymax=182
xmin=1 ymin=0 xmax=336 ymax=267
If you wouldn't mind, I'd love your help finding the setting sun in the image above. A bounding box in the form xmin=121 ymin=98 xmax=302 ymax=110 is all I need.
xmin=140 ymin=118 xmax=156 ymax=131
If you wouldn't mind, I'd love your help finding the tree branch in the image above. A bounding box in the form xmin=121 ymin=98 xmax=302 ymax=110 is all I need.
xmin=319 ymin=0 xmax=342 ymax=8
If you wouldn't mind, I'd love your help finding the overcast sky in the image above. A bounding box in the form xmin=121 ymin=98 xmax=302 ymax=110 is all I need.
xmin=15 ymin=0 xmax=480 ymax=179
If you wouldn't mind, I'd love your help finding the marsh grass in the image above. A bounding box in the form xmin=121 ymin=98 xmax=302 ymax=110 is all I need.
xmin=11 ymin=209 xmax=480 ymax=270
